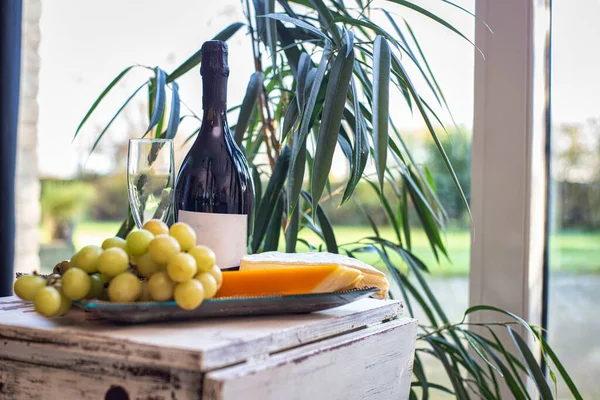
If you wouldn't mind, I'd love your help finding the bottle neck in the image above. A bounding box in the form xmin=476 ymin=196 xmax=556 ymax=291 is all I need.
xmin=202 ymin=73 xmax=228 ymax=112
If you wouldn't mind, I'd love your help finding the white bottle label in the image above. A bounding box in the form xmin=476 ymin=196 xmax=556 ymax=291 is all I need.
xmin=178 ymin=210 xmax=248 ymax=269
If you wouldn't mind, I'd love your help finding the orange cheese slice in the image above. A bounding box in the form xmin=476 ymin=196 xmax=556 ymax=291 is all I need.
xmin=215 ymin=265 xmax=363 ymax=298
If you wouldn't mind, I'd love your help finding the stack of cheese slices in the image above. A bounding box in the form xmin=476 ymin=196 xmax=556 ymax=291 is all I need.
xmin=215 ymin=251 xmax=389 ymax=299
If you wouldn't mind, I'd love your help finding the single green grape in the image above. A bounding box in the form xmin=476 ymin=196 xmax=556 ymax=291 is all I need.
xmin=142 ymin=219 xmax=169 ymax=236
xmin=125 ymin=229 xmax=154 ymax=256
xmin=174 ymin=279 xmax=205 ymax=310
xmin=71 ymin=245 xmax=103 ymax=273
xmin=86 ymin=274 xmax=105 ymax=299
xmin=167 ymin=253 xmax=197 ymax=282
xmin=34 ymin=286 xmax=62 ymax=317
xmin=13 ymin=275 xmax=46 ymax=301
xmin=147 ymin=271 xmax=176 ymax=302
xmin=53 ymin=291 xmax=72 ymax=317
xmin=136 ymin=253 xmax=161 ymax=279
xmin=208 ymin=265 xmax=223 ymax=289
xmin=108 ymin=272 xmax=142 ymax=303
xmin=138 ymin=281 xmax=151 ymax=302
xmin=62 ymin=268 xmax=91 ymax=300
xmin=169 ymin=223 xmax=197 ymax=252
xmin=101 ymin=236 xmax=127 ymax=251
xmin=187 ymin=245 xmax=216 ymax=274
xmin=195 ymin=272 xmax=218 ymax=299
xmin=97 ymin=247 xmax=129 ymax=277
xmin=148 ymin=234 xmax=181 ymax=265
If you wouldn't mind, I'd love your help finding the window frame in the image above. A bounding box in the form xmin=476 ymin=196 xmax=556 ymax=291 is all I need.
xmin=469 ymin=0 xmax=551 ymax=375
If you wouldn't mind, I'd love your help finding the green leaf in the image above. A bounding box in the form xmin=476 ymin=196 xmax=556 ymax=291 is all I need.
xmin=287 ymin=136 xmax=306 ymax=219
xmin=301 ymin=191 xmax=338 ymax=253
xmin=508 ymin=328 xmax=554 ymax=399
xmin=399 ymin=249 xmax=475 ymax=372
xmin=344 ymin=29 xmax=354 ymax=57
xmin=411 ymin=382 xmax=453 ymax=396
xmin=262 ymin=13 xmax=328 ymax=40
xmin=311 ymin=44 xmax=354 ymax=211
xmin=74 ymin=65 xmax=136 ymax=141
xmin=276 ymin=0 xmax=300 ymax=18
xmin=440 ymin=0 xmax=493 ymax=33
xmin=296 ymin=53 xmax=311 ymax=109
xmin=337 ymin=126 xmax=353 ymax=162
xmin=391 ymin=55 xmax=471 ymax=218
xmin=366 ymin=178 xmax=403 ymax=244
xmin=400 ymin=182 xmax=411 ymax=250
xmin=484 ymin=328 xmax=531 ymax=397
xmin=116 ymin=211 xmax=136 ymax=239
xmin=146 ymin=67 xmax=167 ymax=135
xmin=285 ymin=203 xmax=299 ymax=252
xmin=308 ymin=0 xmax=342 ymax=44
xmin=372 ymin=35 xmax=391 ymax=189
xmin=427 ymin=342 xmax=470 ymax=399
xmin=303 ymin=67 xmax=317 ymax=100
xmin=386 ymin=0 xmax=481 ymax=56
xmin=412 ymin=355 xmax=430 ymax=400
xmin=463 ymin=305 xmax=537 ymax=338
xmin=341 ymin=81 xmax=368 ymax=204
xmin=288 ymin=41 xmax=331 ymax=215
xmin=316 ymin=199 xmax=338 ymax=253
xmin=266 ymin=0 xmax=278 ymax=73
xmin=389 ymin=121 xmax=447 ymax=223
xmin=462 ymin=331 xmax=501 ymax=376
xmin=404 ymin=168 xmax=447 ymax=260
xmin=425 ymin=335 xmax=492 ymax=385
xmin=164 ymin=81 xmax=180 ymax=139
xmin=252 ymin=145 xmax=291 ymax=252
xmin=483 ymin=347 xmax=529 ymax=400
xmin=167 ymin=22 xmax=245 ymax=83
xmin=356 ymin=201 xmax=380 ymax=238
xmin=382 ymin=11 xmax=443 ymax=109
xmin=276 ymin=22 xmax=303 ymax=77
xmin=263 ymin=194 xmax=284 ymax=251
xmin=235 ymin=72 xmax=264 ymax=146
xmin=88 ymin=82 xmax=147 ymax=156
xmin=252 ymin=165 xmax=263 ymax=221
xmin=281 ymin=97 xmax=299 ymax=142
xmin=537 ymin=333 xmax=583 ymax=400
xmin=154 ymin=107 xmax=166 ymax=140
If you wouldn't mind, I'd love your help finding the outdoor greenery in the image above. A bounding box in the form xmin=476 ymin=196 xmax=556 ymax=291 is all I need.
xmin=72 ymin=0 xmax=583 ymax=398
xmin=41 ymin=222 xmax=600 ymax=277
xmin=40 ymin=180 xmax=96 ymax=243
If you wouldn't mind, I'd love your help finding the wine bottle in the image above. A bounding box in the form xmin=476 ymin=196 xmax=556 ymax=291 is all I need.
xmin=175 ymin=40 xmax=254 ymax=269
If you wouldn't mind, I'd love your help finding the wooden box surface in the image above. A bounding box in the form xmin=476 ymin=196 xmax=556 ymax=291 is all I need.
xmin=0 ymin=296 xmax=417 ymax=400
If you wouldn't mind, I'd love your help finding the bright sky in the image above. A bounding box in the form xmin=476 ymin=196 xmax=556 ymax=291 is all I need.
xmin=36 ymin=0 xmax=598 ymax=178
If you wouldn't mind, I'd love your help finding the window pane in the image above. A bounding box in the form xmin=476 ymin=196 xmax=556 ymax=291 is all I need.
xmin=550 ymin=0 xmax=600 ymax=397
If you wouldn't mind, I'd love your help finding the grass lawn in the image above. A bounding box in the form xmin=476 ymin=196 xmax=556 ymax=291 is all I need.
xmin=39 ymin=222 xmax=600 ymax=276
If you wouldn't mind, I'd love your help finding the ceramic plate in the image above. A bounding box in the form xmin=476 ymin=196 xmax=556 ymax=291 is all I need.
xmin=73 ymin=287 xmax=379 ymax=324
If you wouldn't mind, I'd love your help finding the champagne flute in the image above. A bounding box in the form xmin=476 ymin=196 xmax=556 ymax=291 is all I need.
xmin=127 ymin=139 xmax=175 ymax=228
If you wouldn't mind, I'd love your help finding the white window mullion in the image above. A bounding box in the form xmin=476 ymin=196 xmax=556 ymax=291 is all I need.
xmin=470 ymin=0 xmax=550 ymax=348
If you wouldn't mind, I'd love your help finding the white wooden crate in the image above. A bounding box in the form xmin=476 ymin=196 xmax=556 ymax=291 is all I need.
xmin=0 ymin=296 xmax=417 ymax=400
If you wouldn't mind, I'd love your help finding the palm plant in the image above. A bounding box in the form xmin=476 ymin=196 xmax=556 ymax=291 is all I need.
xmin=73 ymin=0 xmax=583 ymax=398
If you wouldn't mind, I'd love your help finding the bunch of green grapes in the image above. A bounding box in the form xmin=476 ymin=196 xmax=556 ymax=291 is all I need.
xmin=140 ymin=220 xmax=222 ymax=310
xmin=13 ymin=220 xmax=222 ymax=317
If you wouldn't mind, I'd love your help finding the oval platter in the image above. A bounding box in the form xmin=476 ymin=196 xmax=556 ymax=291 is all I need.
xmin=73 ymin=287 xmax=379 ymax=324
